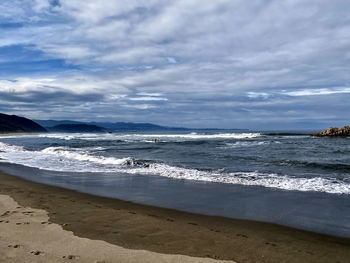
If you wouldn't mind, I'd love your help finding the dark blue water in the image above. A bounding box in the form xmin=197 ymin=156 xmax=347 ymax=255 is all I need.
xmin=0 ymin=131 xmax=350 ymax=237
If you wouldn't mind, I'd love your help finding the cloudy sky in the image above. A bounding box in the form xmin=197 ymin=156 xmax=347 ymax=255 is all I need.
xmin=0 ymin=0 xmax=349 ymax=129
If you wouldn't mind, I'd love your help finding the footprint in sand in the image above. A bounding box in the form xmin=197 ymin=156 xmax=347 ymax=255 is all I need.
xmin=15 ymin=221 xmax=30 ymax=225
xmin=8 ymin=244 xmax=21 ymax=248
xmin=1 ymin=211 xmax=11 ymax=217
xmin=63 ymin=255 xmax=80 ymax=260
xmin=236 ymin=233 xmax=248 ymax=238
xmin=22 ymin=211 xmax=34 ymax=215
xmin=147 ymin=214 xmax=159 ymax=218
xmin=31 ymin=250 xmax=44 ymax=256
xmin=265 ymin=242 xmax=277 ymax=247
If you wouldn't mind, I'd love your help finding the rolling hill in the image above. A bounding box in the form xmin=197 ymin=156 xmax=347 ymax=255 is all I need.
xmin=0 ymin=113 xmax=47 ymax=133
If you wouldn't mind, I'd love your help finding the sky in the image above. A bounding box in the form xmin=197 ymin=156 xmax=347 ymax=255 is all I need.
xmin=0 ymin=0 xmax=350 ymax=129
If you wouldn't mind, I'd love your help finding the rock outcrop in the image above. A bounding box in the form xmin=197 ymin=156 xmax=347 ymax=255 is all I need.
xmin=312 ymin=126 xmax=350 ymax=137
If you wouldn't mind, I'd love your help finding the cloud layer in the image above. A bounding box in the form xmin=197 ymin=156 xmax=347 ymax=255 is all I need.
xmin=0 ymin=0 xmax=349 ymax=129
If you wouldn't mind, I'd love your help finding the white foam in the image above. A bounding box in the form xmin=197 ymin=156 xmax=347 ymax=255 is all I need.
xmin=123 ymin=133 xmax=262 ymax=139
xmin=0 ymin=142 xmax=26 ymax=152
xmin=221 ymin=141 xmax=269 ymax=148
xmin=36 ymin=132 xmax=262 ymax=142
xmin=41 ymin=147 xmax=134 ymax=166
xmin=38 ymin=134 xmax=77 ymax=140
xmin=120 ymin=163 xmax=350 ymax=195
xmin=0 ymin=141 xmax=349 ymax=195
xmin=0 ymin=142 xmax=134 ymax=173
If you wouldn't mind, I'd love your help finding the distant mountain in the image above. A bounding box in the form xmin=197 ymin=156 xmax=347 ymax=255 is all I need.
xmin=0 ymin=113 xmax=47 ymax=133
xmin=34 ymin=120 xmax=83 ymax=128
xmin=35 ymin=119 xmax=188 ymax=131
xmin=90 ymin=122 xmax=188 ymax=131
xmin=35 ymin=119 xmax=247 ymax=132
xmin=48 ymin=124 xmax=106 ymax=133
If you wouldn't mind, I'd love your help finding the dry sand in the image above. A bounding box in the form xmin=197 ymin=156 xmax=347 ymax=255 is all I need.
xmin=0 ymin=194 xmax=234 ymax=263
xmin=0 ymin=171 xmax=350 ymax=263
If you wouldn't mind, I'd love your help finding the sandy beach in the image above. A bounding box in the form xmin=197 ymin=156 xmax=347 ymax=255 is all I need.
xmin=0 ymin=194 xmax=234 ymax=263
xmin=0 ymin=171 xmax=350 ymax=263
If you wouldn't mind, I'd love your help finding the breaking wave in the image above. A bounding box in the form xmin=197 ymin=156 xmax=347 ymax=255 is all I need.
xmin=220 ymin=141 xmax=280 ymax=148
xmin=35 ymin=132 xmax=262 ymax=141
xmin=0 ymin=142 xmax=349 ymax=195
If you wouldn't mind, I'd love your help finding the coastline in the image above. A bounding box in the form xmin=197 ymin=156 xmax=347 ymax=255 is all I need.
xmin=0 ymin=132 xmax=42 ymax=136
xmin=0 ymin=171 xmax=350 ymax=262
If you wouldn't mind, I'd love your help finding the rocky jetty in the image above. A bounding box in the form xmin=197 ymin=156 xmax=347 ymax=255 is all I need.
xmin=312 ymin=126 xmax=350 ymax=137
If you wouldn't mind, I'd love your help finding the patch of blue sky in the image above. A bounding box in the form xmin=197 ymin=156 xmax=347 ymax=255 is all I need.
xmin=0 ymin=44 xmax=79 ymax=77
xmin=0 ymin=22 xmax=24 ymax=29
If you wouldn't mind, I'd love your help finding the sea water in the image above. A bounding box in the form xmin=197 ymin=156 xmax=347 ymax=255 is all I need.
xmin=0 ymin=131 xmax=350 ymax=237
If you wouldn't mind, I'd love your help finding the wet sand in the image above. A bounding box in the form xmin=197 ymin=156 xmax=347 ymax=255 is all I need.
xmin=0 ymin=171 xmax=349 ymax=263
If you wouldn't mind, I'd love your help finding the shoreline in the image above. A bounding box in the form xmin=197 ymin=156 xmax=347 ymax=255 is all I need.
xmin=0 ymin=132 xmax=43 ymax=136
xmin=0 ymin=171 xmax=350 ymax=262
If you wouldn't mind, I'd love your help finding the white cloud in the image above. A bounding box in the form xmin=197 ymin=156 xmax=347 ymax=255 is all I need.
xmin=33 ymin=0 xmax=50 ymax=12
xmin=166 ymin=57 xmax=177 ymax=64
xmin=0 ymin=74 xmax=129 ymax=96
xmin=43 ymin=45 xmax=96 ymax=60
xmin=246 ymin=92 xmax=270 ymax=99
xmin=124 ymin=104 xmax=156 ymax=110
xmin=0 ymin=78 xmax=57 ymax=93
xmin=129 ymin=96 xmax=168 ymax=101
xmin=284 ymin=87 xmax=350 ymax=97
xmin=137 ymin=92 xmax=163 ymax=97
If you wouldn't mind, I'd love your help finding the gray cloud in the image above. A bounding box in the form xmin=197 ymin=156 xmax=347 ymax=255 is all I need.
xmin=0 ymin=89 xmax=104 ymax=104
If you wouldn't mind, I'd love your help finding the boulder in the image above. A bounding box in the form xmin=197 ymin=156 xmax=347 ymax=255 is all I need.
xmin=313 ymin=126 xmax=350 ymax=137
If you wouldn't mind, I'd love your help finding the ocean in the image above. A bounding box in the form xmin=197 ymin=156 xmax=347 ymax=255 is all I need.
xmin=0 ymin=131 xmax=350 ymax=237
